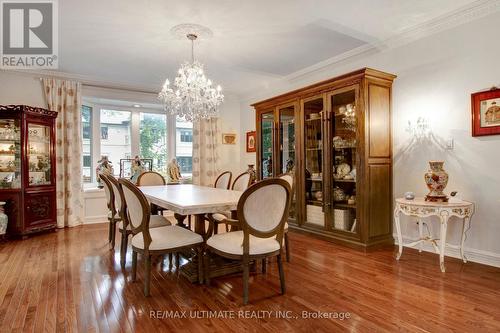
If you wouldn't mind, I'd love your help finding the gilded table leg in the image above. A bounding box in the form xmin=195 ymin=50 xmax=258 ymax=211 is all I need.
xmin=394 ymin=205 xmax=403 ymax=260
xmin=460 ymin=216 xmax=470 ymax=263
xmin=439 ymin=212 xmax=449 ymax=273
xmin=417 ymin=218 xmax=423 ymax=253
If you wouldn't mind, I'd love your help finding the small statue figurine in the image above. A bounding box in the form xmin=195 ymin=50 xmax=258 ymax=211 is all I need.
xmin=130 ymin=155 xmax=145 ymax=184
xmin=96 ymin=156 xmax=114 ymax=188
xmin=167 ymin=158 xmax=181 ymax=183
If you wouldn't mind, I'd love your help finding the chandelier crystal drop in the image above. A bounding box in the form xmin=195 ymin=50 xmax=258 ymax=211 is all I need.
xmin=158 ymin=33 xmax=224 ymax=122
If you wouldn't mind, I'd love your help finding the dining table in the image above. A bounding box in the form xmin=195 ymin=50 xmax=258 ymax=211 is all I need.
xmin=140 ymin=184 xmax=244 ymax=282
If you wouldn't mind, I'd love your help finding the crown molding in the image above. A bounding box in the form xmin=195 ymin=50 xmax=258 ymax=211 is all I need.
xmin=283 ymin=0 xmax=500 ymax=83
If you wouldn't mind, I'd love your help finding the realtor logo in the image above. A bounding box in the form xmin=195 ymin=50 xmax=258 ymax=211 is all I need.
xmin=1 ymin=0 xmax=58 ymax=68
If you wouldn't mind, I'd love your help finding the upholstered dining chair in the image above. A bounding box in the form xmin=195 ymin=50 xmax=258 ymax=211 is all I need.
xmin=137 ymin=171 xmax=167 ymax=215
xmin=119 ymin=178 xmax=204 ymax=296
xmin=136 ymin=171 xmax=166 ymax=186
xmin=104 ymin=174 xmax=171 ymax=267
xmin=208 ymin=171 xmax=252 ymax=234
xmin=214 ymin=171 xmax=232 ymax=189
xmin=278 ymin=173 xmax=294 ymax=262
xmin=100 ymin=174 xmax=121 ymax=249
xmin=204 ymin=178 xmax=291 ymax=304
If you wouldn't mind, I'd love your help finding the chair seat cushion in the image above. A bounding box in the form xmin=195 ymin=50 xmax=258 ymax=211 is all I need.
xmin=212 ymin=211 xmax=231 ymax=222
xmin=118 ymin=215 xmax=171 ymax=230
xmin=132 ymin=225 xmax=203 ymax=251
xmin=207 ymin=230 xmax=280 ymax=256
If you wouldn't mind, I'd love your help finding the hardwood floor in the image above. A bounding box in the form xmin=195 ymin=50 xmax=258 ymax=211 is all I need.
xmin=1 ymin=223 xmax=500 ymax=332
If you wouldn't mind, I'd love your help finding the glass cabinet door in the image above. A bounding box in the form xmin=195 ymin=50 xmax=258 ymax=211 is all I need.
xmin=302 ymin=96 xmax=324 ymax=228
xmin=27 ymin=123 xmax=52 ymax=186
xmin=260 ymin=111 xmax=274 ymax=179
xmin=0 ymin=119 xmax=21 ymax=189
xmin=278 ymin=104 xmax=296 ymax=218
xmin=328 ymin=87 xmax=358 ymax=233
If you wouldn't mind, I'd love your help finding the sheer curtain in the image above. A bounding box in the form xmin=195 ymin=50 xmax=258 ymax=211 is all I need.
xmin=192 ymin=118 xmax=221 ymax=186
xmin=42 ymin=78 xmax=84 ymax=227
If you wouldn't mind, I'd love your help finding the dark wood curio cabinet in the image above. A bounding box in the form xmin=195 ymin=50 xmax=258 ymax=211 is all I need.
xmin=253 ymin=68 xmax=396 ymax=251
xmin=0 ymin=105 xmax=58 ymax=236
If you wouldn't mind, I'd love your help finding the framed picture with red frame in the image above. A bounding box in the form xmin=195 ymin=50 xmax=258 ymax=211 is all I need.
xmin=246 ymin=131 xmax=256 ymax=152
xmin=472 ymin=87 xmax=500 ymax=136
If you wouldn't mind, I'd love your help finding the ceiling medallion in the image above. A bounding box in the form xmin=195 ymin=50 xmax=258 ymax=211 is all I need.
xmin=158 ymin=24 xmax=223 ymax=122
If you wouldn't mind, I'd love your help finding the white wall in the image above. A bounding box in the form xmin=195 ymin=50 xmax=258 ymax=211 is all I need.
xmin=238 ymin=12 xmax=500 ymax=266
xmin=0 ymin=71 xmax=46 ymax=107
xmin=218 ymin=94 xmax=242 ymax=176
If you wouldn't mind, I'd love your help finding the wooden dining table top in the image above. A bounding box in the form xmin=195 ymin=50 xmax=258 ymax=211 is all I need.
xmin=140 ymin=184 xmax=242 ymax=216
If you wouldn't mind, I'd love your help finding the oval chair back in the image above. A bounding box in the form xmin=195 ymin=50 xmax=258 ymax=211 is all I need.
xmin=137 ymin=171 xmax=166 ymax=186
xmin=106 ymin=175 xmax=125 ymax=222
xmin=238 ymin=178 xmax=291 ymax=249
xmin=118 ymin=178 xmax=153 ymax=250
xmin=100 ymin=174 xmax=116 ymax=216
xmin=214 ymin=171 xmax=232 ymax=189
xmin=232 ymin=172 xmax=252 ymax=192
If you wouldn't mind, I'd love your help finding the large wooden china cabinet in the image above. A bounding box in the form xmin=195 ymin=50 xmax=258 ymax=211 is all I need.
xmin=253 ymin=68 xmax=396 ymax=250
xmin=0 ymin=105 xmax=58 ymax=236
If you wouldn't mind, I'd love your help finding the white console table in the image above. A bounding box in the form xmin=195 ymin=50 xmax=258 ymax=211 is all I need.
xmin=394 ymin=197 xmax=474 ymax=272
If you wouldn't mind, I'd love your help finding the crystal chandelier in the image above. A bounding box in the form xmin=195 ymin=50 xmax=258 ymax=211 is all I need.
xmin=158 ymin=33 xmax=224 ymax=122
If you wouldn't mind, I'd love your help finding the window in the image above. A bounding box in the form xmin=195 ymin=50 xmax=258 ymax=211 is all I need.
xmin=176 ymin=118 xmax=193 ymax=175
xmin=140 ymin=112 xmax=167 ymax=176
xmin=83 ymin=155 xmax=91 ymax=167
xmin=100 ymin=126 xmax=108 ymax=140
xmin=81 ymin=102 xmax=194 ymax=188
xmin=81 ymin=105 xmax=93 ymax=183
xmin=100 ymin=110 xmax=131 ymax=177
xmin=176 ymin=156 xmax=192 ymax=173
xmin=180 ymin=130 xmax=192 ymax=142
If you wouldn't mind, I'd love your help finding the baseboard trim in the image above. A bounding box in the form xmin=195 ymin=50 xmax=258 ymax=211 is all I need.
xmin=394 ymin=235 xmax=500 ymax=268
xmin=84 ymin=215 xmax=108 ymax=224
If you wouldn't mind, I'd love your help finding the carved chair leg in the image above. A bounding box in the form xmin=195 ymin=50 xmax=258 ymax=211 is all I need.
xmin=111 ymin=221 xmax=117 ymax=249
xmin=197 ymin=247 xmax=203 ymax=284
xmin=108 ymin=218 xmax=112 ymax=243
xmin=213 ymin=221 xmax=219 ymax=234
xmin=175 ymin=253 xmax=181 ymax=270
xmin=120 ymin=231 xmax=128 ymax=268
xmin=204 ymin=250 xmax=211 ymax=286
xmin=277 ymin=254 xmax=286 ymax=294
xmin=261 ymin=258 xmax=267 ymax=273
xmin=144 ymin=255 xmax=152 ymax=296
xmin=243 ymin=257 xmax=250 ymax=305
xmin=131 ymin=251 xmax=137 ymax=281
xmin=284 ymin=232 xmax=290 ymax=262
xmin=168 ymin=253 xmax=173 ymax=269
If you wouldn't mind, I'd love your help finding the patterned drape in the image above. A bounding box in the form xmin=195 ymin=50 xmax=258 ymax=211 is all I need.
xmin=192 ymin=118 xmax=221 ymax=186
xmin=42 ymin=78 xmax=84 ymax=228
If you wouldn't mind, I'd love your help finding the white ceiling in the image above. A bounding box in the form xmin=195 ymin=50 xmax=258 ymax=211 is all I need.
xmin=56 ymin=0 xmax=481 ymax=96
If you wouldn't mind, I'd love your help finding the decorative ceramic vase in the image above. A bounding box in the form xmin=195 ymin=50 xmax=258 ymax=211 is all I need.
xmin=247 ymin=164 xmax=256 ymax=184
xmin=315 ymin=191 xmax=323 ymax=201
xmin=0 ymin=202 xmax=8 ymax=235
xmin=424 ymin=161 xmax=449 ymax=202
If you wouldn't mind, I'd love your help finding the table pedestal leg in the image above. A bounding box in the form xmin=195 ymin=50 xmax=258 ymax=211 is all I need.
xmin=417 ymin=218 xmax=423 ymax=253
xmin=460 ymin=217 xmax=469 ymax=263
xmin=174 ymin=213 xmax=187 ymax=228
xmin=439 ymin=212 xmax=449 ymax=272
xmin=394 ymin=205 xmax=403 ymax=260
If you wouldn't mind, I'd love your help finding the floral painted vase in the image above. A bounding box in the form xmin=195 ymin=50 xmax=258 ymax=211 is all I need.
xmin=0 ymin=202 xmax=8 ymax=235
xmin=424 ymin=161 xmax=449 ymax=202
